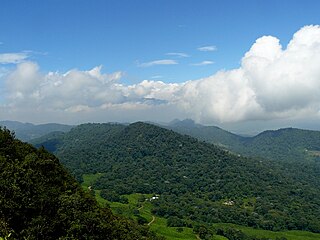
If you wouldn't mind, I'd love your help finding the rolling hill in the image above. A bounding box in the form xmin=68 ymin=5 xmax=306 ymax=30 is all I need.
xmin=32 ymin=122 xmax=320 ymax=234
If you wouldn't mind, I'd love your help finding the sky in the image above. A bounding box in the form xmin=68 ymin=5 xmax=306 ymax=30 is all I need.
xmin=1 ymin=0 xmax=320 ymax=134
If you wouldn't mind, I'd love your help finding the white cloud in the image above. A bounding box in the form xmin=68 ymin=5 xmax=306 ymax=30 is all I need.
xmin=0 ymin=52 xmax=29 ymax=64
xmin=166 ymin=52 xmax=189 ymax=58
xmin=181 ymin=25 xmax=320 ymax=123
xmin=139 ymin=59 xmax=178 ymax=67
xmin=2 ymin=25 xmax=320 ymax=125
xmin=191 ymin=60 xmax=214 ymax=66
xmin=198 ymin=45 xmax=217 ymax=52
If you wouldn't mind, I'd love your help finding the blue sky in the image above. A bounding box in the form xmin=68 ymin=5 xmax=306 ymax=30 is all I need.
xmin=1 ymin=0 xmax=319 ymax=82
xmin=1 ymin=0 xmax=320 ymax=133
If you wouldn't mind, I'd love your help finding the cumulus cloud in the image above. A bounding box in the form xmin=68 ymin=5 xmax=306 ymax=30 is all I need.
xmin=198 ymin=45 xmax=217 ymax=52
xmin=2 ymin=25 xmax=320 ymax=125
xmin=242 ymin=27 xmax=320 ymax=113
xmin=191 ymin=60 xmax=214 ymax=66
xmin=177 ymin=25 xmax=320 ymax=123
xmin=0 ymin=52 xmax=29 ymax=64
xmin=139 ymin=59 xmax=178 ymax=67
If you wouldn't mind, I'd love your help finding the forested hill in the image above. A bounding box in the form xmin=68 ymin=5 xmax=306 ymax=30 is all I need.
xmin=33 ymin=122 xmax=320 ymax=233
xmin=167 ymin=119 xmax=320 ymax=162
xmin=242 ymin=127 xmax=320 ymax=161
xmin=0 ymin=127 xmax=161 ymax=239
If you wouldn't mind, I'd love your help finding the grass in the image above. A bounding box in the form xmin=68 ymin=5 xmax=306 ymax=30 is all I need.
xmin=82 ymin=174 xmax=199 ymax=239
xmin=81 ymin=173 xmax=104 ymax=190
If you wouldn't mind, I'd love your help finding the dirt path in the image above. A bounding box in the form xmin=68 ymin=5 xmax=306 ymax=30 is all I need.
xmin=138 ymin=205 xmax=144 ymax=211
xmin=196 ymin=234 xmax=201 ymax=240
xmin=148 ymin=216 xmax=155 ymax=226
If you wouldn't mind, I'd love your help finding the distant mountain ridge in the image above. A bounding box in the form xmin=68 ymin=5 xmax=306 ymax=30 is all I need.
xmin=0 ymin=120 xmax=73 ymax=141
xmin=167 ymin=119 xmax=320 ymax=162
xmin=6 ymin=119 xmax=320 ymax=163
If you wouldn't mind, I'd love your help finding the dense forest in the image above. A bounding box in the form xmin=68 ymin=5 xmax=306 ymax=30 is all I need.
xmin=0 ymin=127 xmax=162 ymax=239
xmin=33 ymin=122 xmax=320 ymax=234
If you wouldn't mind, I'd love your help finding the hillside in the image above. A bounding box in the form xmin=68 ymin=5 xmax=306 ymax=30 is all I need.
xmin=167 ymin=120 xmax=320 ymax=162
xmin=33 ymin=122 xmax=320 ymax=234
xmin=0 ymin=120 xmax=73 ymax=141
xmin=0 ymin=126 xmax=161 ymax=239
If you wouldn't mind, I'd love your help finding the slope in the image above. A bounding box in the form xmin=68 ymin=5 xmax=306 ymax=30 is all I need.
xmin=0 ymin=126 xmax=161 ymax=240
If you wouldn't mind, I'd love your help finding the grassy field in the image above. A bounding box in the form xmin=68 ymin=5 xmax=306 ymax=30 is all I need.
xmin=82 ymin=174 xmax=320 ymax=240
xmin=81 ymin=173 xmax=104 ymax=189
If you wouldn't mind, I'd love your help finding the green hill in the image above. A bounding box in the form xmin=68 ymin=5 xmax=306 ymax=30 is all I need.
xmin=0 ymin=126 xmax=161 ymax=239
xmin=33 ymin=122 xmax=320 ymax=234
xmin=242 ymin=128 xmax=320 ymax=162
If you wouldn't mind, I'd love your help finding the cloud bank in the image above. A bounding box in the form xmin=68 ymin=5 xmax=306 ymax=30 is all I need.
xmin=2 ymin=25 xmax=320 ymax=125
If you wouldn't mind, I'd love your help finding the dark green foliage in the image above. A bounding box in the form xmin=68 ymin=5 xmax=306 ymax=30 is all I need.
xmin=33 ymin=122 xmax=320 ymax=233
xmin=136 ymin=215 xmax=148 ymax=225
xmin=100 ymin=190 xmax=129 ymax=204
xmin=167 ymin=216 xmax=187 ymax=227
xmin=0 ymin=127 xmax=161 ymax=239
xmin=193 ymin=225 xmax=213 ymax=240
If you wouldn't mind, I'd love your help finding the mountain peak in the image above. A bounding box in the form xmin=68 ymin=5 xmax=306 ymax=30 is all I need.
xmin=169 ymin=118 xmax=197 ymax=127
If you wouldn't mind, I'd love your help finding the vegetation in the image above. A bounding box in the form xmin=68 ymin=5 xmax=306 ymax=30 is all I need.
xmin=0 ymin=127 xmax=161 ymax=239
xmin=33 ymin=122 xmax=320 ymax=235
xmin=167 ymin=119 xmax=320 ymax=163
xmin=81 ymin=179 xmax=320 ymax=240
